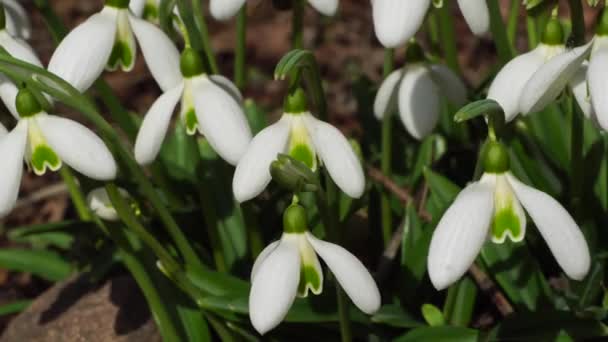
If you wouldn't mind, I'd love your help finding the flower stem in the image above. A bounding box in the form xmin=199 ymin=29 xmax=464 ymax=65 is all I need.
xmin=567 ymin=0 xmax=585 ymax=46
xmin=292 ymin=0 xmax=305 ymax=49
xmin=235 ymin=5 xmax=247 ymax=89
xmin=336 ymin=285 xmax=353 ymax=342
xmin=506 ymin=0 xmax=520 ymax=49
xmin=437 ymin=3 xmax=460 ymax=72
xmin=58 ymin=167 xmax=92 ymax=221
xmin=487 ymin=0 xmax=514 ymax=64
xmin=380 ymin=48 xmax=394 ymax=247
xmin=191 ymin=0 xmax=219 ymax=74
xmin=197 ymin=181 xmax=227 ymax=272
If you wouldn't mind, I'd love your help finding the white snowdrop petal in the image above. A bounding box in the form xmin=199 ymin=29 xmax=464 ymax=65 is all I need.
xmin=306 ymin=115 xmax=365 ymax=198
xmin=457 ymin=0 xmax=490 ymax=36
xmin=0 ymin=122 xmax=6 ymax=136
xmin=0 ymin=122 xmax=27 ymax=217
xmin=36 ymin=115 xmax=117 ymax=181
xmin=129 ymin=16 xmax=182 ymax=92
xmin=209 ymin=0 xmax=246 ymax=20
xmin=2 ymin=0 xmax=31 ymax=39
xmin=308 ymin=0 xmax=338 ymax=16
xmin=134 ymin=84 xmax=183 ymax=165
xmin=129 ymin=0 xmax=146 ymax=17
xmin=520 ymin=42 xmax=593 ymax=115
xmin=507 ymin=174 xmax=590 ymax=280
xmin=48 ymin=8 xmax=118 ymax=92
xmin=249 ymin=237 xmax=301 ymax=335
xmin=192 ymin=77 xmax=252 ymax=165
xmin=487 ymin=47 xmax=546 ymax=121
xmin=570 ymin=63 xmax=596 ymax=123
xmin=233 ymin=117 xmax=290 ymax=203
xmin=86 ymin=187 xmax=127 ymax=221
xmin=0 ymin=31 xmax=42 ymax=67
xmin=251 ymin=240 xmax=281 ymax=281
xmin=0 ymin=76 xmax=19 ymax=118
xmin=398 ymin=65 xmax=441 ymax=140
xmin=430 ymin=64 xmax=468 ymax=106
xmin=209 ymin=75 xmax=243 ymax=102
xmin=428 ymin=180 xmax=495 ymax=290
xmin=372 ymin=0 xmax=431 ymax=48
xmin=589 ymin=48 xmax=608 ymax=131
xmin=373 ymin=69 xmax=402 ymax=120
xmin=306 ymin=233 xmax=381 ymax=314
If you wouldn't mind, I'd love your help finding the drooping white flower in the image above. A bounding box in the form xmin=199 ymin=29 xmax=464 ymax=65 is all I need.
xmin=249 ymin=204 xmax=381 ymax=334
xmin=87 ymin=187 xmax=130 ymax=221
xmin=0 ymin=89 xmax=117 ymax=218
xmin=371 ymin=0 xmax=489 ymax=48
xmin=428 ymin=142 xmax=590 ymax=290
xmin=210 ymin=0 xmax=339 ymax=21
xmin=134 ymin=47 xmax=251 ymax=166
xmin=374 ymin=49 xmax=467 ymax=140
xmin=2 ymin=0 xmax=31 ymax=39
xmin=233 ymin=89 xmax=365 ymax=202
xmin=48 ymin=0 xmax=178 ymax=92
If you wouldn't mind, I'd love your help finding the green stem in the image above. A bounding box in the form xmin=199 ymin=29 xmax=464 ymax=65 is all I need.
xmin=526 ymin=14 xmax=539 ymax=49
xmin=235 ymin=5 xmax=247 ymax=89
xmin=567 ymin=0 xmax=585 ymax=46
xmin=381 ymin=48 xmax=394 ymax=246
xmin=487 ymin=0 xmax=514 ymax=64
xmin=506 ymin=0 xmax=520 ymax=49
xmin=95 ymin=80 xmax=139 ymax=142
xmin=243 ymin=203 xmax=264 ymax=259
xmin=292 ymin=0 xmax=305 ymax=49
xmin=197 ymin=182 xmax=227 ymax=272
xmin=59 ymin=167 xmax=92 ymax=221
xmin=336 ymin=285 xmax=353 ymax=342
xmin=32 ymin=0 xmax=68 ymax=43
xmin=191 ymin=0 xmax=219 ymax=73
xmin=437 ymin=3 xmax=460 ymax=72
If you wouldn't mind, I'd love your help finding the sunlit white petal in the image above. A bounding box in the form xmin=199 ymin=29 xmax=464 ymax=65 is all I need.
xmin=507 ymin=174 xmax=590 ymax=280
xmin=0 ymin=31 xmax=42 ymax=66
xmin=0 ymin=121 xmax=27 ymax=217
xmin=373 ymin=69 xmax=402 ymax=120
xmin=249 ymin=236 xmax=300 ymax=335
xmin=570 ymin=63 xmax=596 ymax=123
xmin=209 ymin=74 xmax=243 ymax=103
xmin=428 ymin=179 xmax=495 ymax=290
xmin=306 ymin=233 xmax=381 ymax=314
xmin=457 ymin=0 xmax=490 ymax=35
xmin=134 ymin=84 xmax=183 ymax=165
xmin=87 ymin=187 xmax=128 ymax=221
xmin=308 ymin=0 xmax=338 ymax=16
xmin=233 ymin=117 xmax=290 ymax=202
xmin=398 ymin=65 xmax=440 ymax=140
xmin=589 ymin=47 xmax=608 ymax=131
xmin=251 ymin=240 xmax=281 ymax=281
xmin=129 ymin=0 xmax=146 ymax=17
xmin=429 ymin=64 xmax=467 ymax=106
xmin=36 ymin=115 xmax=117 ymax=180
xmin=210 ymin=0 xmax=246 ymax=20
xmin=0 ymin=76 xmax=19 ymax=118
xmin=372 ymin=0 xmax=431 ymax=48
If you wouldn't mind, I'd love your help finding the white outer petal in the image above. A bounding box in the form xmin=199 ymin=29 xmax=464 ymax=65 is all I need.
xmin=487 ymin=46 xmax=545 ymax=121
xmin=570 ymin=63 xmax=596 ymax=123
xmin=210 ymin=0 xmax=246 ymax=20
xmin=129 ymin=0 xmax=146 ymax=17
xmin=457 ymin=0 xmax=490 ymax=36
xmin=251 ymin=240 xmax=281 ymax=281
xmin=2 ymin=0 xmax=31 ymax=39
xmin=232 ymin=117 xmax=290 ymax=203
xmin=308 ymin=0 xmax=338 ymax=16
xmin=134 ymin=84 xmax=183 ymax=165
xmin=209 ymin=75 xmax=243 ymax=103
xmin=0 ymin=121 xmax=6 ymax=136
xmin=192 ymin=76 xmax=252 ymax=165
xmin=0 ymin=76 xmax=19 ymax=118
xmin=520 ymin=42 xmax=593 ymax=115
xmin=506 ymin=174 xmax=590 ymax=280
xmin=589 ymin=47 xmax=608 ymax=131
xmin=36 ymin=115 xmax=117 ymax=180
xmin=373 ymin=69 xmax=402 ymax=120
xmin=0 ymin=31 xmax=42 ymax=66
xmin=48 ymin=8 xmax=117 ymax=92
xmin=86 ymin=187 xmax=126 ymax=221
xmin=372 ymin=0 xmax=431 ymax=48
xmin=129 ymin=15 xmax=182 ymax=92
xmin=427 ymin=179 xmax=495 ymax=290
xmin=306 ymin=233 xmax=381 ymax=314
xmin=429 ymin=64 xmax=467 ymax=106
xmin=249 ymin=236 xmax=301 ymax=335
xmin=305 ymin=115 xmax=365 ymax=198
xmin=398 ymin=65 xmax=440 ymax=140
xmin=0 ymin=121 xmax=26 ymax=217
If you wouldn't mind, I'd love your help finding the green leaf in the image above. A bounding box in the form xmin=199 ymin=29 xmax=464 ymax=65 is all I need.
xmin=244 ymin=99 xmax=268 ymax=135
xmin=454 ymin=99 xmax=503 ymax=123
xmin=0 ymin=300 xmax=31 ymax=316
xmin=186 ymin=268 xmax=249 ymax=298
xmin=371 ymin=304 xmax=424 ymax=328
xmin=159 ymin=121 xmax=200 ymax=181
xmin=408 ymin=135 xmax=447 ymax=187
xmin=8 ymin=220 xmax=84 ymax=250
xmin=0 ymin=249 xmax=73 ymax=282
xmin=423 ymin=168 xmax=461 ymax=215
xmin=395 ymin=326 xmax=479 ymax=342
xmin=443 ymin=277 xmax=477 ymax=327
xmin=422 ymin=304 xmax=445 ymax=326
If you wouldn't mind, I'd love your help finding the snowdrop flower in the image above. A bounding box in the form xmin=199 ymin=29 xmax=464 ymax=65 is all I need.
xmin=210 ymin=0 xmax=338 ymax=21
xmin=372 ymin=0 xmax=489 ymax=48
xmin=428 ymin=141 xmax=590 ymax=290
xmin=250 ymin=203 xmax=381 ymax=334
xmin=374 ymin=43 xmax=467 ymax=140
xmin=48 ymin=0 xmax=178 ymax=92
xmin=134 ymin=47 xmax=251 ymax=166
xmin=0 ymin=88 xmax=117 ymax=218
xmin=488 ymin=18 xmax=592 ymax=122
xmin=581 ymin=10 xmax=608 ymax=130
xmin=233 ymin=88 xmax=365 ymax=202
xmin=87 ymin=187 xmax=130 ymax=221
xmin=1 ymin=0 xmax=31 ymax=39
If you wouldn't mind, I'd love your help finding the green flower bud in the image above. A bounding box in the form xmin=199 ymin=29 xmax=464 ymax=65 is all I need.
xmin=283 ymin=203 xmax=308 ymax=233
xmin=105 ymin=0 xmax=130 ymax=9
xmin=541 ymin=18 xmax=565 ymax=46
xmin=16 ymin=88 xmax=42 ymax=118
xmin=482 ymin=141 xmax=510 ymax=174
xmin=180 ymin=48 xmax=205 ymax=78
xmin=270 ymin=154 xmax=318 ymax=193
xmin=283 ymin=88 xmax=308 ymax=114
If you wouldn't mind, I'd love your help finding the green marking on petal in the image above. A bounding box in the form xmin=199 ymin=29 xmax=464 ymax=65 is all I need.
xmin=184 ymin=109 xmax=199 ymax=135
xmin=289 ymin=144 xmax=315 ymax=170
xmin=297 ymin=264 xmax=323 ymax=297
xmin=31 ymin=145 xmax=62 ymax=175
xmin=491 ymin=207 xmax=522 ymax=243
xmin=107 ymin=40 xmax=134 ymax=71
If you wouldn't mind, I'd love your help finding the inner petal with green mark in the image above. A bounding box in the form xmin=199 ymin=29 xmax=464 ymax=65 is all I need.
xmin=296 ymin=235 xmax=323 ymax=297
xmin=26 ymin=119 xmax=62 ymax=175
xmin=288 ymin=116 xmax=317 ymax=170
xmin=180 ymin=82 xmax=199 ymax=135
xmin=491 ymin=174 xmax=526 ymax=243
xmin=107 ymin=10 xmax=137 ymax=71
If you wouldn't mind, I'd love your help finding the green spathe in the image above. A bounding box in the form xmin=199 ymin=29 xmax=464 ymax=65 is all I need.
xmin=16 ymin=89 xmax=42 ymax=118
